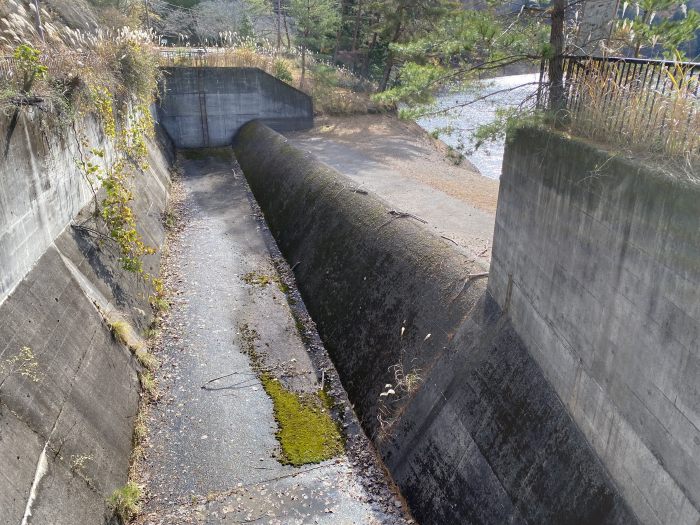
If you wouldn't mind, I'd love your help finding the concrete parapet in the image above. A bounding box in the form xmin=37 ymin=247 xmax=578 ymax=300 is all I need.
xmin=491 ymin=127 xmax=700 ymax=525
xmin=233 ymin=120 xmax=637 ymax=524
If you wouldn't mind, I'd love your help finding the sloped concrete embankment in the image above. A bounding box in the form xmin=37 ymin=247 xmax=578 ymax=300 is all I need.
xmin=490 ymin=128 xmax=700 ymax=525
xmin=233 ymin=120 xmax=637 ymax=524
xmin=0 ymin=109 xmax=173 ymax=524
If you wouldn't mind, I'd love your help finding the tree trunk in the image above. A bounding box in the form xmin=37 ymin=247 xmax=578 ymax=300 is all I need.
xmin=32 ymin=0 xmax=44 ymax=43
xmin=276 ymin=0 xmax=282 ymax=50
xmin=351 ymin=0 xmax=363 ymax=52
xmin=380 ymin=55 xmax=394 ymax=91
xmin=283 ymin=8 xmax=291 ymax=48
xmin=363 ymin=29 xmax=377 ymax=76
xmin=379 ymin=20 xmax=402 ymax=92
xmin=633 ymin=10 xmax=649 ymax=58
xmin=548 ymin=0 xmax=566 ymax=122
xmin=300 ymin=46 xmax=306 ymax=89
xmin=332 ymin=0 xmax=346 ymax=61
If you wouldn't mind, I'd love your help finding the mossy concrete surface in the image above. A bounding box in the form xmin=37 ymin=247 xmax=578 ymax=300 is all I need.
xmin=261 ymin=374 xmax=344 ymax=466
xmin=233 ymin=120 xmax=638 ymax=525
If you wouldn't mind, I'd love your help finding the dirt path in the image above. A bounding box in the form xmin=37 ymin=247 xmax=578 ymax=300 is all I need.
xmin=287 ymin=114 xmax=499 ymax=266
xmin=135 ymin=152 xmax=412 ymax=524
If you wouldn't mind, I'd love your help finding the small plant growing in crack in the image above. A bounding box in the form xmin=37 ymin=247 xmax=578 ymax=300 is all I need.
xmin=242 ymin=271 xmax=275 ymax=287
xmin=376 ymin=325 xmax=429 ymax=437
xmin=70 ymin=453 xmax=94 ymax=484
xmin=139 ymin=371 xmax=158 ymax=400
xmin=108 ymin=317 xmax=160 ymax=372
xmin=0 ymin=346 xmax=42 ymax=389
xmin=149 ymin=277 xmax=169 ymax=313
xmin=108 ymin=482 xmax=142 ymax=523
xmin=109 ymin=320 xmax=130 ymax=345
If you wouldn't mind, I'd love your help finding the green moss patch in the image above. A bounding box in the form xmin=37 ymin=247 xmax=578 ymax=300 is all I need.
xmin=260 ymin=374 xmax=344 ymax=466
xmin=242 ymin=271 xmax=275 ymax=286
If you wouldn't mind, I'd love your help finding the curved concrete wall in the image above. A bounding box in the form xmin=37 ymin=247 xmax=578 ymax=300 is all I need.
xmin=0 ymin=111 xmax=172 ymax=523
xmin=490 ymin=127 xmax=700 ymax=525
xmin=233 ymin=121 xmax=636 ymax=525
xmin=157 ymin=67 xmax=313 ymax=149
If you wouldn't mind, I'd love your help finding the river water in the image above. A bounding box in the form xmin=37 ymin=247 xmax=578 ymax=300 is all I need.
xmin=415 ymin=73 xmax=540 ymax=180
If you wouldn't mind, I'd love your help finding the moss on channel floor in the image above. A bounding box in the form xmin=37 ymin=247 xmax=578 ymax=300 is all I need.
xmin=260 ymin=373 xmax=344 ymax=466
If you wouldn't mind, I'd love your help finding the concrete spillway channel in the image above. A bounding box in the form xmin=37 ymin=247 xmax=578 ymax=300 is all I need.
xmin=7 ymin=67 xmax=682 ymax=524
xmin=137 ymin=120 xmax=637 ymax=525
xmin=136 ymin=150 xmax=412 ymax=523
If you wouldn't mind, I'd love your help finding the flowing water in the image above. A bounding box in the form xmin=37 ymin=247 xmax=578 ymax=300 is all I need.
xmin=415 ymin=73 xmax=540 ymax=179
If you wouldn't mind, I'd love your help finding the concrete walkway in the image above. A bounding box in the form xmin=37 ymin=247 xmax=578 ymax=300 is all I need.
xmin=286 ymin=115 xmax=498 ymax=268
xmin=136 ymin=152 xmax=410 ymax=524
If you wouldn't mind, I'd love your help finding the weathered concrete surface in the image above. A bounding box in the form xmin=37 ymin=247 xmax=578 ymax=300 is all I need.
xmin=0 ymin=109 xmax=99 ymax=305
xmin=490 ymin=127 xmax=700 ymax=525
xmin=157 ymin=67 xmax=313 ymax=149
xmin=0 ymin=115 xmax=172 ymax=523
xmin=136 ymin=151 xmax=410 ymax=524
xmin=286 ymin=114 xmax=497 ymax=265
xmin=233 ymin=120 xmax=637 ymax=524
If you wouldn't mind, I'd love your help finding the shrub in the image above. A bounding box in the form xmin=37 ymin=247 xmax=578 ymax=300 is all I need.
xmin=273 ymin=59 xmax=293 ymax=84
xmin=108 ymin=482 xmax=142 ymax=522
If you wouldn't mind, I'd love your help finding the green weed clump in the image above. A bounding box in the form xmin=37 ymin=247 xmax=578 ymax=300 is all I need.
xmin=242 ymin=271 xmax=274 ymax=286
xmin=109 ymin=320 xmax=131 ymax=345
xmin=261 ymin=374 xmax=344 ymax=466
xmin=139 ymin=371 xmax=158 ymax=399
xmin=108 ymin=482 xmax=142 ymax=522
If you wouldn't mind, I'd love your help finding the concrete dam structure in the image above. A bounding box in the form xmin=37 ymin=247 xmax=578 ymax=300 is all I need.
xmin=1 ymin=66 xmax=698 ymax=524
xmin=157 ymin=67 xmax=313 ymax=149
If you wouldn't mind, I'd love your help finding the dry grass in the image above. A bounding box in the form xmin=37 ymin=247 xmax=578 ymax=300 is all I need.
xmin=159 ymin=38 xmax=382 ymax=115
xmin=1 ymin=1 xmax=159 ymax=115
xmin=566 ymin=59 xmax=699 ymax=166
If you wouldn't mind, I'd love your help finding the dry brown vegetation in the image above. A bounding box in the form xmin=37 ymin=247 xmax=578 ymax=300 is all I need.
xmin=565 ymin=59 xmax=700 ymax=167
xmin=159 ymin=39 xmax=387 ymax=115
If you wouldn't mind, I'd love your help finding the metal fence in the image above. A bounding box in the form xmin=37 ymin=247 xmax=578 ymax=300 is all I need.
xmin=538 ymin=55 xmax=700 ymax=157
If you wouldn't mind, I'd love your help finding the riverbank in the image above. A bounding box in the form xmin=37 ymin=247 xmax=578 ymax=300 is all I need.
xmin=287 ymin=113 xmax=499 ymax=264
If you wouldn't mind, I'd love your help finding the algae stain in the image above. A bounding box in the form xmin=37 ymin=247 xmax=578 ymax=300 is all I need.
xmin=242 ymin=271 xmax=291 ymax=296
xmin=260 ymin=374 xmax=344 ymax=466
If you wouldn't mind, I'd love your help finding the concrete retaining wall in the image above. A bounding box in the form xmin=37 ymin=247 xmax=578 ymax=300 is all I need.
xmin=490 ymin=127 xmax=700 ymax=525
xmin=0 ymin=110 xmax=172 ymax=523
xmin=158 ymin=67 xmax=313 ymax=149
xmin=233 ymin=121 xmax=637 ymax=525
xmin=1 ymin=110 xmax=99 ymax=305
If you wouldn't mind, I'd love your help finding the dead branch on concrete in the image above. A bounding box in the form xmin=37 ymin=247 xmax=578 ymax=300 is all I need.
xmin=440 ymin=235 xmax=458 ymax=245
xmin=389 ymin=209 xmax=428 ymax=223
xmin=450 ymin=272 xmax=490 ymax=304
xmin=201 ymin=370 xmax=257 ymax=387
xmin=377 ymin=209 xmax=428 ymax=230
xmin=71 ymin=222 xmax=115 ymax=244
